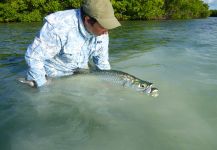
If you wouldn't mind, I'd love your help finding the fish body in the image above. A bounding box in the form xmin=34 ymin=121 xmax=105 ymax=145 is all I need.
xmin=75 ymin=69 xmax=159 ymax=97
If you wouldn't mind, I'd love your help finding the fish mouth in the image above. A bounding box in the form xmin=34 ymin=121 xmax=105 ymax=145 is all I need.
xmin=150 ymin=88 xmax=159 ymax=97
xmin=144 ymin=85 xmax=159 ymax=97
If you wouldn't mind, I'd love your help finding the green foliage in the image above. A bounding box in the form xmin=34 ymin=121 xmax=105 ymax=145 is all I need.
xmin=164 ymin=0 xmax=210 ymax=19
xmin=0 ymin=0 xmax=44 ymax=22
xmin=0 ymin=0 xmax=82 ymax=22
xmin=111 ymin=0 xmax=165 ymax=20
xmin=18 ymin=9 xmax=42 ymax=22
xmin=0 ymin=0 xmax=211 ymax=22
xmin=210 ymin=10 xmax=217 ymax=17
xmin=64 ymin=0 xmax=82 ymax=9
xmin=43 ymin=1 xmax=63 ymax=14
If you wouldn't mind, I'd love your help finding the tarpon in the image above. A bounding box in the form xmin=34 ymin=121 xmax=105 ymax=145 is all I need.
xmin=74 ymin=69 xmax=159 ymax=97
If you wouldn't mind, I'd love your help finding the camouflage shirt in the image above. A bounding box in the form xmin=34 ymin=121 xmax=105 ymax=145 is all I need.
xmin=25 ymin=9 xmax=110 ymax=87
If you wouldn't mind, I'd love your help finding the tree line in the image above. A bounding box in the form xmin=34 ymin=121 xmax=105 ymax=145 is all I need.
xmin=0 ymin=0 xmax=212 ymax=22
xmin=210 ymin=10 xmax=217 ymax=17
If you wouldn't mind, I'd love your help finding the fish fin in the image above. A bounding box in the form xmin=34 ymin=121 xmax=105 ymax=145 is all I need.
xmin=145 ymin=85 xmax=152 ymax=94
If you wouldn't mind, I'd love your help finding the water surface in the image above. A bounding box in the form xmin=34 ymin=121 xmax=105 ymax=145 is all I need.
xmin=0 ymin=18 xmax=217 ymax=150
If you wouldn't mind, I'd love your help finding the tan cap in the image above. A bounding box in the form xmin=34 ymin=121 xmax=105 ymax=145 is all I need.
xmin=82 ymin=0 xmax=121 ymax=29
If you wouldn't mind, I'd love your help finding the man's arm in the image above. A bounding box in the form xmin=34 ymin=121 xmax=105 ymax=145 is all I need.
xmin=92 ymin=33 xmax=111 ymax=70
xmin=25 ymin=22 xmax=62 ymax=87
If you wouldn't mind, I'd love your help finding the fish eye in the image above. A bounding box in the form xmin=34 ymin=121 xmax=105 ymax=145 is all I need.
xmin=138 ymin=84 xmax=145 ymax=88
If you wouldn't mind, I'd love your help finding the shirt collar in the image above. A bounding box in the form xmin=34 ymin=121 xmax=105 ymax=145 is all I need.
xmin=77 ymin=9 xmax=94 ymax=39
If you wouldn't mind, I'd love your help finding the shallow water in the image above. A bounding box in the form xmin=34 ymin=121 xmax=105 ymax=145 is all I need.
xmin=0 ymin=18 xmax=217 ymax=150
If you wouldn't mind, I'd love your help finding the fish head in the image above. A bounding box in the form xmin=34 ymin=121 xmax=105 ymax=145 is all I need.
xmin=135 ymin=80 xmax=159 ymax=97
xmin=134 ymin=80 xmax=151 ymax=91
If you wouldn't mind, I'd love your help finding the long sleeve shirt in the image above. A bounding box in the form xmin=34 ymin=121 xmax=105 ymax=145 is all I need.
xmin=25 ymin=9 xmax=111 ymax=87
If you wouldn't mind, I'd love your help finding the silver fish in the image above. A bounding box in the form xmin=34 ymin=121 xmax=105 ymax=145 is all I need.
xmin=74 ymin=69 xmax=159 ymax=97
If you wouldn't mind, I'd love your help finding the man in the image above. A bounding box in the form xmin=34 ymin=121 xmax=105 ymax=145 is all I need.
xmin=19 ymin=0 xmax=121 ymax=87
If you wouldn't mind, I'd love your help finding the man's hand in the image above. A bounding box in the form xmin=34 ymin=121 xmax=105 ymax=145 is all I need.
xmin=18 ymin=77 xmax=52 ymax=87
xmin=18 ymin=78 xmax=35 ymax=87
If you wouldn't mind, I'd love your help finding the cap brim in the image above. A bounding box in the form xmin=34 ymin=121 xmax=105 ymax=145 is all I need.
xmin=97 ymin=17 xmax=121 ymax=30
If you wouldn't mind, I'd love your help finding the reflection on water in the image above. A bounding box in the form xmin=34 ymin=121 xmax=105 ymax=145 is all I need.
xmin=1 ymin=18 xmax=217 ymax=150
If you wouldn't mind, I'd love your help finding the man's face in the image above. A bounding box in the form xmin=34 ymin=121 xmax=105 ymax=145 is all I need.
xmin=84 ymin=16 xmax=108 ymax=36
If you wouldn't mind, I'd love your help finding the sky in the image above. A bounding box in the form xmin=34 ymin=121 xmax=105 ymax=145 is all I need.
xmin=203 ymin=0 xmax=217 ymax=9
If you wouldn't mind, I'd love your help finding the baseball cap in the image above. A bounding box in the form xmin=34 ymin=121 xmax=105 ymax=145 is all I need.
xmin=82 ymin=0 xmax=121 ymax=29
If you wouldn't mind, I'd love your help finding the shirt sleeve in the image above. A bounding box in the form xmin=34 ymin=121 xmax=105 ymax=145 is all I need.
xmin=92 ymin=33 xmax=111 ymax=70
xmin=25 ymin=21 xmax=62 ymax=87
